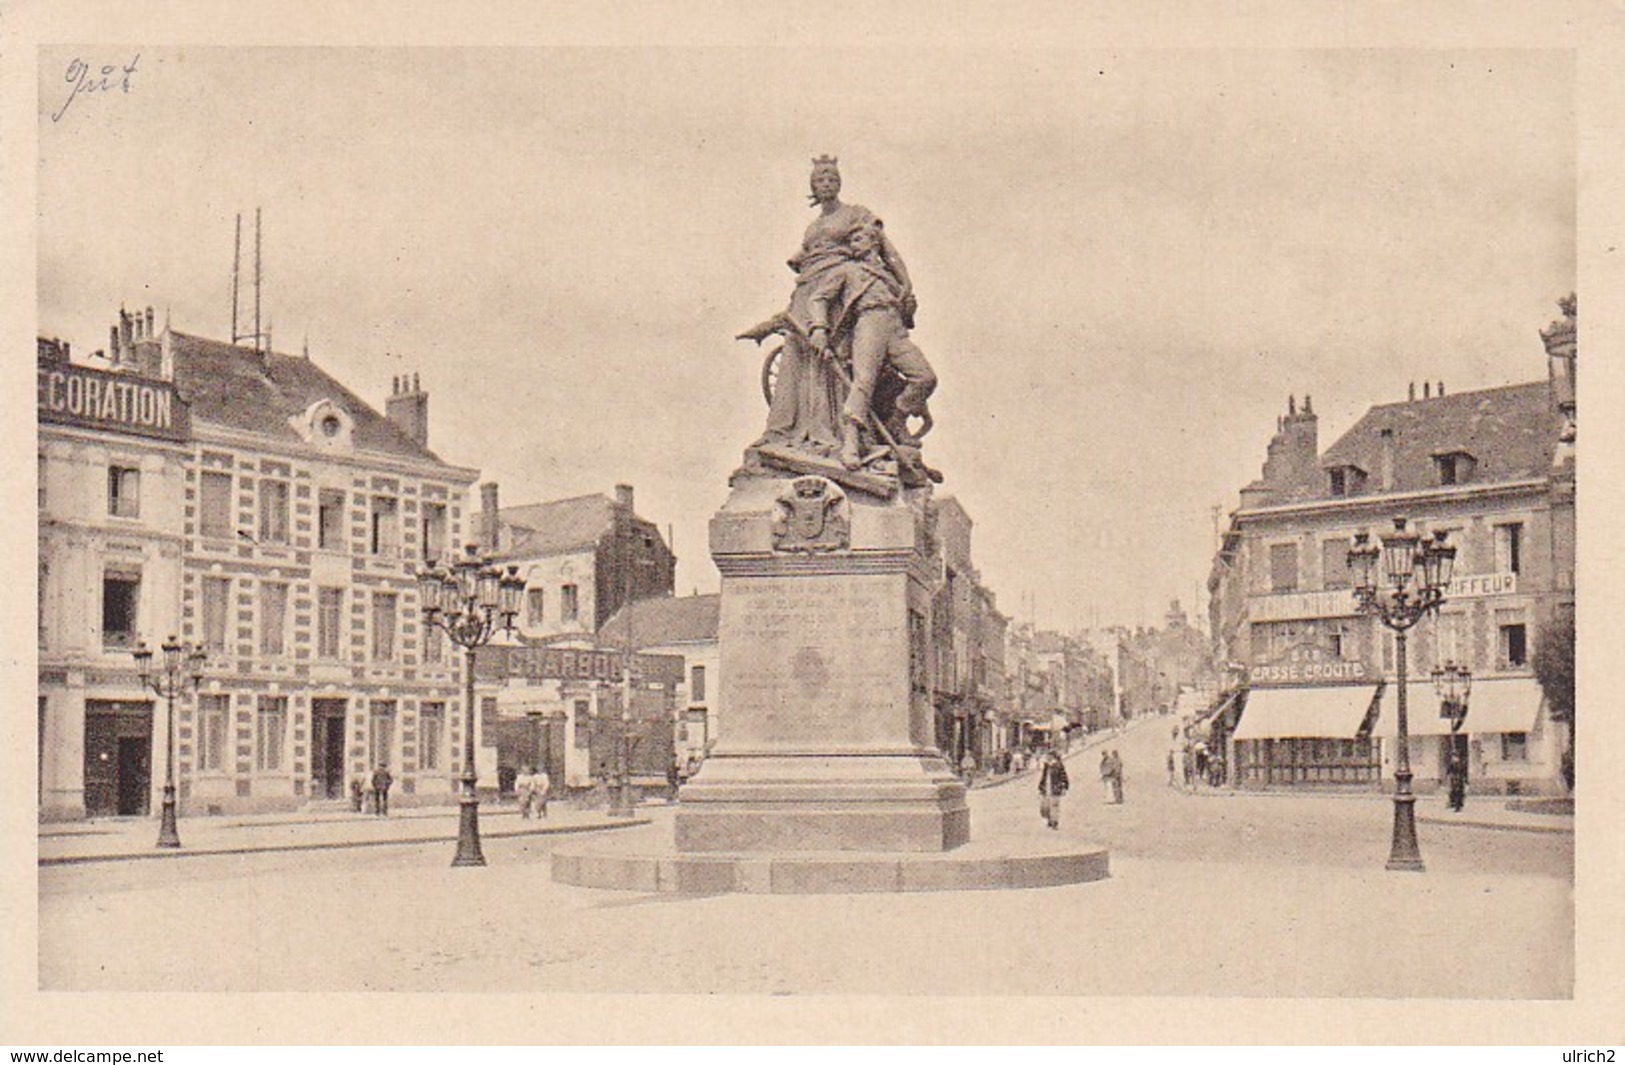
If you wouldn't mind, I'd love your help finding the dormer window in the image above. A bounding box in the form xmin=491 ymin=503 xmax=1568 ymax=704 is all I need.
xmin=293 ymin=399 xmax=354 ymax=450
xmin=1327 ymin=465 xmax=1367 ymax=498
xmin=1432 ymin=451 xmax=1476 ymax=486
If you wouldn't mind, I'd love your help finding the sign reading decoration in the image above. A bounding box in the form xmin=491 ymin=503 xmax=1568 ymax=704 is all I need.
xmin=37 ymin=364 xmax=190 ymax=442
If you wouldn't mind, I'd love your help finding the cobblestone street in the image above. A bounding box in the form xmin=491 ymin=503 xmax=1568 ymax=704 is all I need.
xmin=38 ymin=720 xmax=1572 ymax=997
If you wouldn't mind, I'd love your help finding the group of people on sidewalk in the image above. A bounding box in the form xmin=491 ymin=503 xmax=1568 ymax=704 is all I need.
xmin=514 ymin=766 xmax=551 ymax=819
xmin=350 ymin=766 xmax=393 ymax=816
xmin=1035 ymin=743 xmax=1128 ymax=829
xmin=1168 ymin=727 xmax=1226 ymax=791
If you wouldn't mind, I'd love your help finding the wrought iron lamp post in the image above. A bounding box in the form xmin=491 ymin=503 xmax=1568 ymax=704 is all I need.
xmin=416 ymin=544 xmax=526 ymax=867
xmin=133 ymin=636 xmax=206 ymax=849
xmin=1432 ymin=660 xmax=1473 ymax=735
xmin=1348 ymin=517 xmax=1457 ymax=872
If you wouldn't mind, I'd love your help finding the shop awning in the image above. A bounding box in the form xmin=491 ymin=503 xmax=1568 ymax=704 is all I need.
xmin=1376 ymin=678 xmax=1543 ymax=737
xmin=1231 ymin=685 xmax=1380 ymax=741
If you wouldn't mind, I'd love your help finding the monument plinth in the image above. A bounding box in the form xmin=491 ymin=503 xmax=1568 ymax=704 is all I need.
xmin=675 ymin=473 xmax=968 ymax=852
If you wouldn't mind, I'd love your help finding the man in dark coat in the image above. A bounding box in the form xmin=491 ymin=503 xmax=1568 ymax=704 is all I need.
xmin=371 ymin=764 xmax=393 ymax=817
xmin=1038 ymin=749 xmax=1070 ymax=830
xmin=1446 ymin=748 xmax=1467 ymax=812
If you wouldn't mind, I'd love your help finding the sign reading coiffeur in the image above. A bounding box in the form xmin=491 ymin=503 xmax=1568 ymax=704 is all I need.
xmin=37 ymin=364 xmax=189 ymax=441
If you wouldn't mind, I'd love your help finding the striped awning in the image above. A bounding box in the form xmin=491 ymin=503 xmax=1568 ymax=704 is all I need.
xmin=1376 ymin=678 xmax=1542 ymax=737
xmin=1231 ymin=685 xmax=1381 ymax=741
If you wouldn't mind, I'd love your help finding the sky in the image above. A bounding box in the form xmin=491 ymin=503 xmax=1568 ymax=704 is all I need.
xmin=35 ymin=46 xmax=1575 ymax=633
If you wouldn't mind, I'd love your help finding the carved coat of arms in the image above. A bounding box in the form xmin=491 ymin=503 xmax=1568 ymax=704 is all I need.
xmin=772 ymin=476 xmax=850 ymax=553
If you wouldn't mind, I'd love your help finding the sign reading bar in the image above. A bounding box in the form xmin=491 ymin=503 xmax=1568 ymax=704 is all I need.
xmin=1251 ymin=641 xmax=1369 ymax=686
xmin=475 ymin=645 xmax=682 ymax=685
xmin=37 ymin=365 xmax=190 ymax=442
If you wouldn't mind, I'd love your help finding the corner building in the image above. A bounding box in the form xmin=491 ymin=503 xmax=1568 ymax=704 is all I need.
xmin=40 ymin=312 xmax=480 ymax=819
xmin=1211 ymin=300 xmax=1575 ymax=795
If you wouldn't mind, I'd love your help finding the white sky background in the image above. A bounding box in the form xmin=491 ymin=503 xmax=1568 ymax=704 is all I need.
xmin=36 ymin=47 xmax=1574 ymax=632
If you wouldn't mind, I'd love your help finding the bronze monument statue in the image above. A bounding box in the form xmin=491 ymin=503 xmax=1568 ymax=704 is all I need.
xmin=738 ymin=156 xmax=940 ymax=492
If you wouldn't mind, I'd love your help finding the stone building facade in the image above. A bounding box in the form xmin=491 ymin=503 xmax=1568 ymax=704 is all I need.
xmin=38 ymin=312 xmax=481 ymax=820
xmin=1209 ymin=299 xmax=1576 ymax=794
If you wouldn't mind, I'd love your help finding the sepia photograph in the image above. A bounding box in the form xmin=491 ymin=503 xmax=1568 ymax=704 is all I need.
xmin=5 ymin=1 xmax=1621 ymax=1049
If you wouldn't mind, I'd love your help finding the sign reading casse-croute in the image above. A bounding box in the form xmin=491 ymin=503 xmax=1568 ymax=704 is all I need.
xmin=37 ymin=364 xmax=190 ymax=441
xmin=1251 ymin=641 xmax=1369 ymax=685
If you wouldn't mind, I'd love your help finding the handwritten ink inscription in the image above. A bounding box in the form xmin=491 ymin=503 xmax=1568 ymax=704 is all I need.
xmin=52 ymin=54 xmax=141 ymax=124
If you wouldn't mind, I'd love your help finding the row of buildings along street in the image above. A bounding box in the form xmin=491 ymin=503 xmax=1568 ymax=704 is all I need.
xmin=37 ymin=309 xmax=1121 ymax=822
xmin=36 ymin=291 xmax=1576 ymax=823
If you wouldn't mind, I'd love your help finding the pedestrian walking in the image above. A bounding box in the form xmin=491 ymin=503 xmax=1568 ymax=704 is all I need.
xmin=1099 ymin=750 xmax=1114 ymax=802
xmin=1446 ymin=748 xmax=1467 ymax=812
xmin=1038 ymin=748 xmax=1069 ymax=829
xmin=350 ymin=774 xmax=365 ymax=813
xmin=1108 ymin=750 xmax=1125 ymax=804
xmin=515 ymin=766 xmax=536 ymax=819
xmin=370 ymin=764 xmax=393 ymax=817
xmin=1166 ymin=747 xmax=1177 ymax=788
xmin=534 ymin=767 xmax=551 ymax=818
xmin=1173 ymin=745 xmax=1188 ymax=793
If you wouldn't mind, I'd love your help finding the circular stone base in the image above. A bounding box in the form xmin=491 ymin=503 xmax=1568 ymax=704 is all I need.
xmin=551 ymin=825 xmax=1110 ymax=894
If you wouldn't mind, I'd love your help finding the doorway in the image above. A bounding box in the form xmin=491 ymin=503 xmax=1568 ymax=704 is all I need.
xmin=83 ymin=701 xmax=153 ymax=818
xmin=312 ymin=699 xmax=348 ymax=798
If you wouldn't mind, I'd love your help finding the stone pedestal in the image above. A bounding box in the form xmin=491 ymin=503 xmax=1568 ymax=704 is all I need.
xmin=674 ymin=473 xmax=969 ymax=853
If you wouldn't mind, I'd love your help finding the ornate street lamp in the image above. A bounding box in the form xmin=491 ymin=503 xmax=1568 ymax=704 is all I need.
xmin=416 ymin=544 xmax=525 ymax=867
xmin=1349 ymin=517 xmax=1456 ymax=871
xmin=133 ymin=635 xmax=207 ymax=849
xmin=1431 ymin=660 xmax=1473 ymax=734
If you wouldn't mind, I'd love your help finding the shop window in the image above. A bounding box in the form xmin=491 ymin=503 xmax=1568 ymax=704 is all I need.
xmin=419 ymin=703 xmax=444 ymax=770
xmin=317 ymin=587 xmax=343 ymax=660
xmin=1498 ymin=621 xmax=1528 ymax=669
xmin=199 ymin=694 xmax=229 ymax=772
xmin=101 ymin=570 xmax=140 ymax=649
xmin=690 ymin=664 xmax=707 ymax=704
xmin=199 ymin=472 xmax=233 ymax=539
xmin=38 ymin=561 xmax=49 ymax=646
xmin=527 ymin=588 xmax=545 ymax=626
xmin=1501 ymin=732 xmax=1528 ymax=762
xmin=255 ymin=696 xmax=287 ymax=772
xmin=1269 ymin=543 xmax=1299 ymax=592
xmin=1494 ymin=523 xmax=1523 ymax=575
xmin=574 ymin=700 xmax=592 ymax=748
xmin=259 ymin=582 xmax=288 ymax=656
xmin=560 ymin=583 xmax=579 ymax=624
xmin=421 ymin=502 xmax=447 ymax=561
xmin=370 ymin=496 xmax=400 ymax=556
xmin=369 ymin=702 xmax=396 ymax=768
xmin=318 ymin=489 xmax=347 ymax=551
xmin=372 ymin=593 xmax=397 ymax=661
xmin=258 ymin=479 xmax=290 ymax=544
xmin=108 ymin=465 xmax=140 ymax=518
xmin=202 ymin=577 xmax=231 ymax=653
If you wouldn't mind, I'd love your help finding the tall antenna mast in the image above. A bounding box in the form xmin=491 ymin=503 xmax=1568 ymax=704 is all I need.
xmin=254 ymin=207 xmax=263 ymax=354
xmin=231 ymin=213 xmax=242 ymax=343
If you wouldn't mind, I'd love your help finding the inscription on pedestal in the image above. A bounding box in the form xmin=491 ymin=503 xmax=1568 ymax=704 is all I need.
xmin=722 ymin=573 xmax=909 ymax=749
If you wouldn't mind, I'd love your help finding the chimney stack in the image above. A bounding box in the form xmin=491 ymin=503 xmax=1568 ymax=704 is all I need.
xmin=480 ymin=482 xmax=500 ymax=554
xmin=1423 ymin=382 xmax=1431 ymax=399
xmin=1408 ymin=382 xmax=1416 ymax=402
xmin=384 ymin=371 xmax=430 ymax=448
xmin=615 ymin=483 xmax=635 ymax=513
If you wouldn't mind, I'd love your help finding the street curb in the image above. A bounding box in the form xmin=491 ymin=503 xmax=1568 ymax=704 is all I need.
xmin=38 ymin=816 xmax=653 ymax=867
xmin=1416 ymin=816 xmax=1573 ymax=836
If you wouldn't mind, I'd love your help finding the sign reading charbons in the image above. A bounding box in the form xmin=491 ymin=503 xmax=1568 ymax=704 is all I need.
xmin=475 ymin=645 xmax=682 ymax=685
xmin=37 ymin=364 xmax=189 ymax=441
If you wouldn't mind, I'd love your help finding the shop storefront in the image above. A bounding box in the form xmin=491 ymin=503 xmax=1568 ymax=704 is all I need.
xmin=1374 ymin=677 xmax=1559 ymax=795
xmin=1230 ymin=681 xmax=1383 ymax=788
